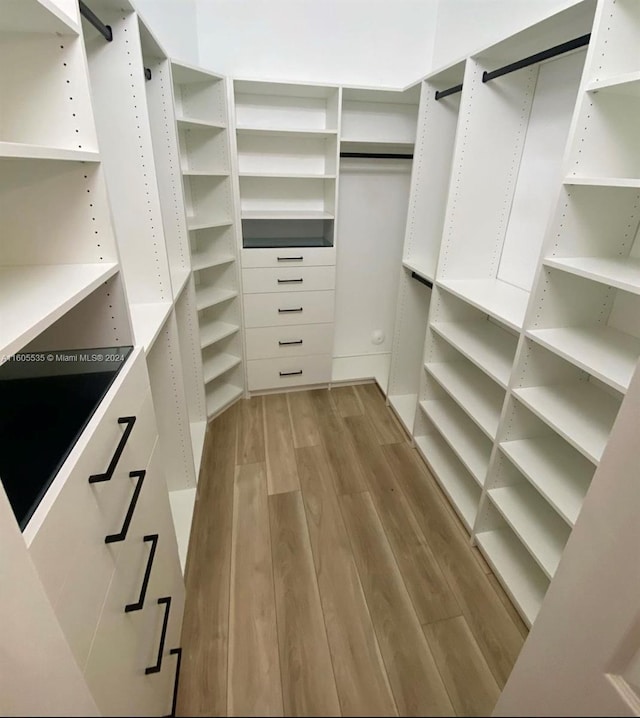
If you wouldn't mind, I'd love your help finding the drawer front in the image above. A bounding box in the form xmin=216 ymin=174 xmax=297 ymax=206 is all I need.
xmin=241 ymin=247 xmax=336 ymax=268
xmin=246 ymin=323 xmax=334 ymax=360
xmin=247 ymin=354 xmax=332 ymax=390
xmin=242 ymin=266 xmax=335 ymax=294
xmin=244 ymin=290 xmax=335 ymax=328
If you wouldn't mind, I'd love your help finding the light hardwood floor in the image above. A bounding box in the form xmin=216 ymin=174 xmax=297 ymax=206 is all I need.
xmin=177 ymin=384 xmax=527 ymax=717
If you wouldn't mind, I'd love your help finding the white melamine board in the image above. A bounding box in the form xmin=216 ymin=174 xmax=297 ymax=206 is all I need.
xmin=202 ymin=352 xmax=241 ymax=384
xmin=588 ymin=0 xmax=640 ymax=80
xmin=199 ymin=320 xmax=239 ymax=349
xmin=129 ymin=301 xmax=172 ymax=353
xmin=436 ymin=278 xmax=529 ymax=331
xmin=419 ymin=398 xmax=491 ymax=485
xmin=234 ymin=86 xmax=338 ymax=131
xmin=241 ymin=209 xmax=333 ymax=220
xmin=168 ymin=487 xmax=196 ymax=574
xmin=497 ymin=50 xmax=586 ymax=291
xmin=331 ymin=354 xmax=390 ymax=391
xmin=188 ymin=217 xmax=233 ymax=230
xmin=172 ymin=61 xmax=223 ymax=84
xmin=0 ymin=263 xmax=118 ymax=357
xmin=195 ymin=286 xmax=238 ymax=312
xmin=401 ymin=259 xmax=433 ymax=283
xmin=191 ymin=253 xmax=235 ymax=272
xmin=587 ymin=72 xmax=640 ymax=96
xmin=340 ymin=100 xmax=417 ymax=144
xmin=415 ymin=433 xmax=480 ymax=531
xmin=333 ymin=158 xmax=410 ymax=358
xmin=431 ymin=319 xmax=517 ymax=388
xmin=489 ymin=484 xmax=570 ymax=579
xmin=237 ymin=133 xmax=337 ymax=175
xmin=176 ymin=117 xmax=225 ymax=131
xmin=0 ymin=143 xmax=98 ymax=162
xmin=388 ymin=394 xmax=417 ymax=435
xmin=239 ymin=176 xmax=335 ymax=214
xmin=527 ymin=325 xmax=640 ymax=393
xmin=172 ymin=268 xmax=191 ymax=301
xmin=184 ymin=174 xmax=234 ymax=226
xmin=206 ymin=380 xmax=243 ymax=418
xmin=544 ymin=256 xmax=640 ymax=295
xmin=476 ymin=528 xmax=548 ymax=627
xmin=236 ymin=127 xmax=338 ymax=139
xmin=0 ymin=0 xmax=79 ymax=33
xmin=425 ymin=360 xmax=505 ymax=439
xmin=175 ymin=281 xmax=207 ymax=424
xmin=500 ymin=437 xmax=594 ymax=526
xmin=240 ymin=172 xmax=335 ymax=179
xmin=565 ymin=176 xmax=640 ymax=188
xmin=190 ymin=420 xmax=207 ymax=475
xmin=178 ymin=123 xmax=229 ymax=174
xmin=513 ymin=382 xmax=621 ymax=464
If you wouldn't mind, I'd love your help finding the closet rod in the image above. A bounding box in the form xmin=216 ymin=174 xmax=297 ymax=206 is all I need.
xmin=340 ymin=152 xmax=413 ymax=160
xmin=411 ymin=271 xmax=433 ymax=289
xmin=435 ymin=84 xmax=463 ymax=101
xmin=79 ymin=1 xmax=113 ymax=42
xmin=482 ymin=33 xmax=590 ymax=83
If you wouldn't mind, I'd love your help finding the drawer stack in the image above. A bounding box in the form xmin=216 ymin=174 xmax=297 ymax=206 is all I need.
xmin=241 ymin=248 xmax=336 ymax=390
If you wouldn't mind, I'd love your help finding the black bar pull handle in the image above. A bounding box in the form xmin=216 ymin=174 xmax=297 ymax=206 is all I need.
xmin=105 ymin=470 xmax=145 ymax=544
xmin=89 ymin=416 xmax=136 ymax=484
xmin=277 ymin=278 xmax=304 ymax=284
xmin=164 ymin=648 xmax=182 ymax=717
xmin=278 ymin=307 xmax=303 ymax=313
xmin=277 ymin=256 xmax=303 ymax=261
xmin=146 ymin=596 xmax=172 ymax=675
xmin=279 ymin=339 xmax=303 ymax=346
xmin=125 ymin=534 xmax=158 ymax=612
xmin=280 ymin=370 xmax=303 ymax=376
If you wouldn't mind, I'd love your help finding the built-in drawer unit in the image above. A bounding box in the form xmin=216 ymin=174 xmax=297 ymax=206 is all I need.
xmin=242 ymin=265 xmax=335 ymax=294
xmin=240 ymin=246 xmax=336 ymax=268
xmin=243 ymin=290 xmax=335 ymax=328
xmin=247 ymin=354 xmax=332 ymax=390
xmin=245 ymin=323 xmax=334 ymax=360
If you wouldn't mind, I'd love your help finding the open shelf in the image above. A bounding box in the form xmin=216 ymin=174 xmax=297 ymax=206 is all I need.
xmin=236 ymin=127 xmax=338 ymax=139
xmin=190 ymin=420 xmax=207 ymax=474
xmin=499 ymin=437 xmax=594 ymax=526
xmin=206 ymin=381 xmax=243 ymax=418
xmin=176 ymin=116 xmax=225 ymax=131
xmin=543 ymin=256 xmax=640 ymax=295
xmin=401 ymin=259 xmax=434 ymax=285
xmin=331 ymin=354 xmax=390 ymax=392
xmin=586 ymin=72 xmax=640 ymax=95
xmin=425 ymin=360 xmax=505 ymax=439
xmin=202 ymin=352 xmax=241 ymax=384
xmin=388 ymin=394 xmax=417 ymax=434
xmin=241 ymin=209 xmax=334 ymax=220
xmin=191 ymin=253 xmax=235 ymax=273
xmin=169 ymin=487 xmax=196 ymax=574
xmin=239 ymin=171 xmax=336 ymax=179
xmin=0 ymin=143 xmax=99 ymax=162
xmin=199 ymin=321 xmax=239 ymax=350
xmin=437 ymin=278 xmax=529 ymax=332
xmin=187 ymin=217 xmax=233 ymax=231
xmin=419 ymin=398 xmax=491 ymax=486
xmin=129 ymin=301 xmax=172 ymax=353
xmin=565 ymin=176 xmax=640 ymax=188
xmin=195 ymin=287 xmax=238 ymax=312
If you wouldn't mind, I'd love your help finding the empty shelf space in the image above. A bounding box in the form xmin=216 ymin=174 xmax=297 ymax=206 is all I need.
xmin=586 ymin=72 xmax=640 ymax=95
xmin=431 ymin=320 xmax=517 ymax=388
xmin=169 ymin=487 xmax=197 ymax=574
xmin=425 ymin=360 xmax=505 ymax=439
xmin=236 ymin=126 xmax=338 ymax=139
xmin=0 ymin=263 xmax=118 ymax=357
xmin=191 ymin=253 xmax=235 ymax=272
xmin=543 ymin=256 xmax=640 ymax=295
xmin=500 ymin=437 xmax=593 ymax=526
xmin=388 ymin=393 xmax=417 ymax=434
xmin=239 ymin=171 xmax=337 ymax=179
xmin=187 ymin=217 xmax=233 ymax=231
xmin=199 ymin=320 xmax=239 ymax=350
xmin=241 ymin=210 xmax=334 ymax=220
xmin=527 ymin=325 xmax=640 ymax=393
xmin=190 ymin=420 xmax=207 ymax=475
xmin=437 ymin=278 xmax=529 ymax=332
xmin=414 ymin=433 xmax=481 ymax=531
xmin=0 ymin=143 xmax=99 ymax=162
xmin=195 ymin=287 xmax=238 ymax=312
xmin=176 ymin=116 xmax=226 ymax=131
xmin=488 ymin=484 xmax=570 ymax=579
xmin=565 ymin=176 xmax=640 ymax=189
xmin=331 ymin=354 xmax=390 ymax=393
xmin=402 ymin=259 xmax=434 ymax=285
xmin=419 ymin=398 xmax=491 ymax=486
xmin=202 ymin=353 xmax=242 ymax=384
xmin=475 ymin=528 xmax=549 ymax=627
xmin=513 ymin=382 xmax=621 ymax=465
xmin=129 ymin=301 xmax=173 ymax=353
xmin=206 ymin=382 xmax=243 ymax=418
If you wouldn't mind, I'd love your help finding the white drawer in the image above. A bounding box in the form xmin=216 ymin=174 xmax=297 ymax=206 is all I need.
xmin=242 ymin=265 xmax=335 ymax=294
xmin=244 ymin=290 xmax=335 ymax=328
xmin=246 ymin=323 xmax=334 ymax=360
xmin=247 ymin=354 xmax=332 ymax=390
xmin=241 ymin=246 xmax=336 ymax=268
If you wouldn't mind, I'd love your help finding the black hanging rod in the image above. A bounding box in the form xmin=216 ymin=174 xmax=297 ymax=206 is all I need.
xmin=79 ymin=1 xmax=113 ymax=42
xmin=435 ymin=83 xmax=463 ymax=101
xmin=482 ymin=33 xmax=590 ymax=83
xmin=340 ymin=152 xmax=413 ymax=160
xmin=411 ymin=271 xmax=433 ymax=289
xmin=145 ymin=68 xmax=152 ymax=81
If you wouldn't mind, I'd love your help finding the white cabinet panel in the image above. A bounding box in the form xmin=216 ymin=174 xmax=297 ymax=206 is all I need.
xmin=247 ymin=354 xmax=332 ymax=390
xmin=245 ymin=323 xmax=334 ymax=360
xmin=243 ymin=290 xmax=335 ymax=328
xmin=242 ymin=265 xmax=335 ymax=294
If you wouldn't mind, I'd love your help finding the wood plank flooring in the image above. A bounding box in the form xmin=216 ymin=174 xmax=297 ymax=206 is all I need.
xmin=177 ymin=384 xmax=527 ymax=717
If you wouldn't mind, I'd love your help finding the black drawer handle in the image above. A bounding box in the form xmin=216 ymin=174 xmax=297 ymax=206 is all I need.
xmin=277 ymin=256 xmax=303 ymax=261
xmin=146 ymin=596 xmax=172 ymax=675
xmin=125 ymin=534 xmax=158 ymax=612
xmin=89 ymin=416 xmax=136 ymax=483
xmin=277 ymin=278 xmax=303 ymax=284
xmin=278 ymin=307 xmax=303 ymax=313
xmin=165 ymin=648 xmax=182 ymax=717
xmin=280 ymin=370 xmax=303 ymax=376
xmin=279 ymin=339 xmax=303 ymax=346
xmin=105 ymin=469 xmax=145 ymax=544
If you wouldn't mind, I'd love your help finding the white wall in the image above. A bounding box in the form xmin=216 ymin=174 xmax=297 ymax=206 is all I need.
xmin=134 ymin=0 xmax=199 ymax=64
xmin=196 ymin=0 xmax=437 ymax=88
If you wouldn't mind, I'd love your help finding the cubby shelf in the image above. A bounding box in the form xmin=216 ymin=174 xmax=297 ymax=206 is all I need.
xmin=241 ymin=209 xmax=334 ymax=220
xmin=499 ymin=437 xmax=593 ymax=526
xmin=419 ymin=398 xmax=491 ymax=485
xmin=586 ymin=72 xmax=640 ymax=95
xmin=199 ymin=321 xmax=239 ymax=350
xmin=195 ymin=287 xmax=238 ymax=312
xmin=129 ymin=301 xmax=173 ymax=353
xmin=488 ymin=484 xmax=570 ymax=579
xmin=401 ymin=259 xmax=434 ymax=284
xmin=176 ymin=116 xmax=226 ymax=131
xmin=206 ymin=382 xmax=243 ymax=418
xmin=512 ymin=383 xmax=620 ymax=465
xmin=182 ymin=170 xmax=229 ymax=178
xmin=388 ymin=394 xmax=417 ymax=434
xmin=236 ymin=127 xmax=338 ymax=139
xmin=425 ymin=360 xmax=504 ymax=439
xmin=187 ymin=217 xmax=233 ymax=231
xmin=239 ymin=172 xmax=337 ymax=179
xmin=202 ymin=352 xmax=242 ymax=384
xmin=543 ymin=256 xmax=640 ymax=295
xmin=565 ymin=176 xmax=640 ymax=188
xmin=0 ymin=143 xmax=99 ymax=162
xmin=527 ymin=325 xmax=640 ymax=393
xmin=191 ymin=253 xmax=235 ymax=272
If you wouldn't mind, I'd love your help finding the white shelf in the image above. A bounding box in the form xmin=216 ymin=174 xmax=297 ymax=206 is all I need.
xmin=206 ymin=382 xmax=243 ymax=418
xmin=236 ymin=126 xmax=338 ymax=139
xmin=388 ymin=393 xmax=417 ymax=434
xmin=565 ymin=176 xmax=640 ymax=189
xmin=419 ymin=399 xmax=491 ymax=486
xmin=190 ymin=420 xmax=207 ymax=477
xmin=239 ymin=172 xmax=337 ymax=180
xmin=129 ymin=301 xmax=172 ymax=353
xmin=169 ymin=488 xmax=197 ymax=574
xmin=0 ymin=263 xmax=118 ymax=358
xmin=0 ymin=0 xmax=80 ymax=34
xmin=177 ymin=116 xmax=226 ymax=131
xmin=187 ymin=217 xmax=233 ymax=231
xmin=191 ymin=253 xmax=235 ymax=273
xmin=488 ymin=484 xmax=570 ymax=579
xmin=203 ymin=352 xmax=242 ymax=384
xmin=241 ymin=209 xmax=334 ymax=220
xmin=414 ymin=433 xmax=480 ymax=531
xmin=425 ymin=360 xmax=504 ymax=439
xmin=543 ymin=256 xmax=640 ymax=296
xmin=513 ymin=382 xmax=620 ymax=465
xmin=172 ymin=268 xmax=191 ymax=300
xmin=195 ymin=287 xmax=238 ymax=312
xmin=401 ymin=259 xmax=434 ymax=284
xmin=331 ymin=354 xmax=390 ymax=393
xmin=199 ymin=320 xmax=239 ymax=350
xmin=0 ymin=143 xmax=99 ymax=162
xmin=527 ymin=325 xmax=640 ymax=393
xmin=432 ymin=320 xmax=516 ymax=389
xmin=437 ymin=278 xmax=529 ymax=332
xmin=182 ymin=170 xmax=229 ymax=178
xmin=475 ymin=528 xmax=549 ymax=628
xmin=500 ymin=437 xmax=593 ymax=526
xmin=587 ymin=72 xmax=640 ymax=95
